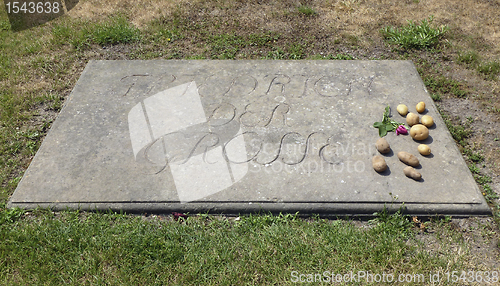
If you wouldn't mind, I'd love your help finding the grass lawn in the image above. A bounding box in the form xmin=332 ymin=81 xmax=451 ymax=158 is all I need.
xmin=0 ymin=209 xmax=483 ymax=285
xmin=1 ymin=0 xmax=499 ymax=284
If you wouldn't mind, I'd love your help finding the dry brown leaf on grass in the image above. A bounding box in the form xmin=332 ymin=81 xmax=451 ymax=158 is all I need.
xmin=412 ymin=216 xmax=427 ymax=231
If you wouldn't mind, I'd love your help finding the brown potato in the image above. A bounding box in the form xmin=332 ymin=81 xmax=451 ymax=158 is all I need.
xmin=397 ymin=151 xmax=419 ymax=167
xmin=404 ymin=166 xmax=422 ymax=180
xmin=421 ymin=115 xmax=434 ymax=127
xmin=375 ymin=138 xmax=391 ymax=154
xmin=372 ymin=155 xmax=388 ymax=173
xmin=417 ymin=144 xmax=431 ymax=156
xmin=410 ymin=124 xmax=429 ymax=141
xmin=397 ymin=104 xmax=408 ymax=116
xmin=416 ymin=102 xmax=426 ymax=113
xmin=406 ymin=112 xmax=420 ymax=126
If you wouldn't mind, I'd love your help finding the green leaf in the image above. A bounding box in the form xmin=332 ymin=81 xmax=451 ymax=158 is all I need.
xmin=382 ymin=106 xmax=391 ymax=123
xmin=378 ymin=125 xmax=387 ymax=137
xmin=374 ymin=105 xmax=405 ymax=137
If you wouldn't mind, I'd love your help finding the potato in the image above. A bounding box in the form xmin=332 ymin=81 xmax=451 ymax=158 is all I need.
xmin=421 ymin=115 xmax=434 ymax=127
xmin=417 ymin=144 xmax=431 ymax=155
xmin=406 ymin=112 xmax=420 ymax=126
xmin=416 ymin=101 xmax=426 ymax=113
xmin=410 ymin=124 xmax=429 ymax=141
xmin=372 ymin=155 xmax=388 ymax=173
xmin=375 ymin=138 xmax=391 ymax=154
xmin=404 ymin=166 xmax=422 ymax=180
xmin=397 ymin=104 xmax=408 ymax=116
xmin=397 ymin=151 xmax=420 ymax=167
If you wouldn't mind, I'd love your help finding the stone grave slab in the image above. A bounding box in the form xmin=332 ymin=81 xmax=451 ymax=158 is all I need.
xmin=7 ymin=60 xmax=490 ymax=216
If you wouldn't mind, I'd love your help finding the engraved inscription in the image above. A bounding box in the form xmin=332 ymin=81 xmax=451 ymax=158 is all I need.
xmin=126 ymin=72 xmax=376 ymax=180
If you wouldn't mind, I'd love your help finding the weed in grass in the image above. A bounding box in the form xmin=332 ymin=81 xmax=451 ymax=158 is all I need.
xmin=144 ymin=19 xmax=181 ymax=45
xmin=430 ymin=93 xmax=441 ymax=101
xmin=0 ymin=204 xmax=25 ymax=224
xmin=0 ymin=20 xmax=10 ymax=31
xmin=422 ymin=75 xmax=467 ymax=98
xmin=248 ymin=32 xmax=280 ymax=47
xmin=167 ymin=49 xmax=183 ymax=59
xmin=51 ymin=24 xmax=73 ymax=44
xmin=36 ymin=92 xmax=64 ymax=111
xmin=297 ymin=5 xmax=317 ymax=16
xmin=185 ymin=55 xmax=207 ymax=60
xmin=209 ymin=33 xmax=244 ymax=59
xmin=71 ymin=31 xmax=92 ymax=50
xmin=335 ymin=54 xmax=354 ymax=60
xmin=327 ymin=53 xmax=355 ymax=60
xmin=52 ymin=21 xmax=92 ymax=50
xmin=139 ymin=51 xmax=163 ymax=59
xmin=488 ymin=106 xmax=500 ymax=113
xmin=266 ymin=48 xmax=286 ymax=60
xmin=469 ymin=164 xmax=480 ymax=174
xmin=0 ymin=90 xmax=27 ymax=124
xmin=240 ymin=212 xmax=298 ymax=228
xmin=456 ymin=50 xmax=500 ymax=80
xmin=23 ymin=41 xmax=42 ymax=55
xmin=457 ymin=50 xmax=480 ymax=66
xmin=307 ymin=54 xmax=325 ymax=60
xmin=463 ymin=148 xmax=484 ymax=162
xmin=54 ymin=17 xmax=137 ymax=48
xmin=30 ymin=56 xmax=60 ymax=78
xmin=467 ymin=163 xmax=498 ymax=202
xmin=8 ymin=175 xmax=22 ymax=187
xmin=371 ymin=207 xmax=413 ymax=238
xmin=52 ymin=24 xmax=74 ymax=40
xmin=93 ymin=16 xmax=140 ymax=45
xmin=477 ymin=61 xmax=500 ymax=80
xmin=440 ymin=113 xmax=471 ymax=147
xmin=288 ymin=44 xmax=304 ymax=59
xmin=381 ymin=16 xmax=449 ymax=50
xmin=483 ymin=184 xmax=499 ymax=202
xmin=475 ymin=174 xmax=492 ymax=185
xmin=22 ymin=133 xmax=41 ymax=155
xmin=0 ymin=54 xmax=11 ymax=80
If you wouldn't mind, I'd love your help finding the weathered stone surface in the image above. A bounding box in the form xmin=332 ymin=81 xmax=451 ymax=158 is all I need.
xmin=7 ymin=60 xmax=490 ymax=215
